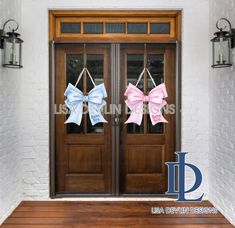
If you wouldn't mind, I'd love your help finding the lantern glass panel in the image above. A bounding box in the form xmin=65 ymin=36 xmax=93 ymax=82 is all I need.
xmin=213 ymin=37 xmax=231 ymax=66
xmin=3 ymin=36 xmax=22 ymax=68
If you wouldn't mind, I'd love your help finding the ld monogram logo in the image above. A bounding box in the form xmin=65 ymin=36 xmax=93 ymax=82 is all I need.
xmin=165 ymin=152 xmax=204 ymax=202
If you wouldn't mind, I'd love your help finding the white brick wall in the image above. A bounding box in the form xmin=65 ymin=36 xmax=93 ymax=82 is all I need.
xmin=209 ymin=0 xmax=235 ymax=225
xmin=0 ymin=0 xmax=22 ymax=224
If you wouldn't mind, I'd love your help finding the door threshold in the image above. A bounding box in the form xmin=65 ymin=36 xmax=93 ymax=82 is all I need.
xmin=51 ymin=198 xmax=176 ymax=201
xmin=50 ymin=194 xmax=177 ymax=201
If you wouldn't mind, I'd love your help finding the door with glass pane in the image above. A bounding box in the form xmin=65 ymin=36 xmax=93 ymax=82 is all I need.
xmin=119 ymin=44 xmax=175 ymax=194
xmin=55 ymin=44 xmax=111 ymax=194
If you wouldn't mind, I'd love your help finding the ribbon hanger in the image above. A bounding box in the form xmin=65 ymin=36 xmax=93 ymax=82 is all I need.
xmin=135 ymin=68 xmax=157 ymax=88
xmin=75 ymin=67 xmax=96 ymax=87
xmin=74 ymin=44 xmax=96 ymax=88
xmin=135 ymin=44 xmax=157 ymax=88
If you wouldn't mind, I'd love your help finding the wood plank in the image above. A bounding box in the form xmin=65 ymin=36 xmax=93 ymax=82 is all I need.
xmin=15 ymin=201 xmax=215 ymax=212
xmin=3 ymin=217 xmax=230 ymax=225
xmin=1 ymin=226 xmax=71 ymax=228
xmin=19 ymin=200 xmax=213 ymax=206
xmin=2 ymin=201 xmax=233 ymax=228
xmin=9 ymin=211 xmax=223 ymax=218
xmin=1 ymin=225 xmax=234 ymax=228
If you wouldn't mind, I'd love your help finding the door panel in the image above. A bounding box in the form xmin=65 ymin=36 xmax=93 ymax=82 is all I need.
xmin=55 ymin=44 xmax=111 ymax=194
xmin=119 ymin=44 xmax=176 ymax=194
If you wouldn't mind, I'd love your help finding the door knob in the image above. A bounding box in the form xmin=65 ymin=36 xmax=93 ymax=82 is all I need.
xmin=112 ymin=115 xmax=120 ymax=126
xmin=114 ymin=116 xmax=119 ymax=126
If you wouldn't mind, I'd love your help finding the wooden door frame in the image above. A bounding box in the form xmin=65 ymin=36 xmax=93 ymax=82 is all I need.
xmin=49 ymin=10 xmax=181 ymax=43
xmin=49 ymin=10 xmax=182 ymax=198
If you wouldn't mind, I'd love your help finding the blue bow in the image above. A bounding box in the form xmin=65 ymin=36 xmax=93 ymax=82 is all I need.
xmin=64 ymin=83 xmax=107 ymax=126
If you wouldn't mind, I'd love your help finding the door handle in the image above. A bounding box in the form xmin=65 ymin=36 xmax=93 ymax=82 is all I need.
xmin=114 ymin=116 xmax=119 ymax=126
xmin=112 ymin=114 xmax=120 ymax=126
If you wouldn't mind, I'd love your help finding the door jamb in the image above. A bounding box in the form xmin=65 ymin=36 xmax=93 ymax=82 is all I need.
xmin=49 ymin=41 xmax=56 ymax=198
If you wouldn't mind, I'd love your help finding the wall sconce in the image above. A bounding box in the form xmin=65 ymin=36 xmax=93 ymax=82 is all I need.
xmin=0 ymin=19 xmax=23 ymax=68
xmin=211 ymin=18 xmax=235 ymax=68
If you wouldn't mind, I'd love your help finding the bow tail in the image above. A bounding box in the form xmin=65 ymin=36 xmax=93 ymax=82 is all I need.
xmin=64 ymin=101 xmax=83 ymax=126
xmin=149 ymin=102 xmax=168 ymax=125
xmin=125 ymin=101 xmax=144 ymax=126
xmin=88 ymin=101 xmax=107 ymax=126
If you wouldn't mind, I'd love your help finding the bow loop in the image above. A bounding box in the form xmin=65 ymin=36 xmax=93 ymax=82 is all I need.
xmin=125 ymin=84 xmax=145 ymax=105
xmin=88 ymin=84 xmax=107 ymax=105
xmin=148 ymin=83 xmax=168 ymax=105
xmin=64 ymin=83 xmax=83 ymax=108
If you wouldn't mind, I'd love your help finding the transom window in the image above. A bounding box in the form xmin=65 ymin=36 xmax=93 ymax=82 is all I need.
xmin=50 ymin=10 xmax=181 ymax=42
xmin=60 ymin=21 xmax=171 ymax=34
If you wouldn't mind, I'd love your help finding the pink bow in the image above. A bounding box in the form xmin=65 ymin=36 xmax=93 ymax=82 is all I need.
xmin=124 ymin=83 xmax=168 ymax=126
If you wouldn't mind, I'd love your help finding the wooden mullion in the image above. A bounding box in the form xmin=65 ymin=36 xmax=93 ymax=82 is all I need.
xmin=144 ymin=48 xmax=148 ymax=134
xmin=103 ymin=22 xmax=106 ymax=34
xmin=147 ymin=22 xmax=150 ymax=34
xmin=83 ymin=50 xmax=87 ymax=134
xmin=81 ymin=21 xmax=84 ymax=34
xmin=125 ymin=22 xmax=128 ymax=34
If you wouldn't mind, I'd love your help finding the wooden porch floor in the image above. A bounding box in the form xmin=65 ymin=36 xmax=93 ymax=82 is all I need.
xmin=1 ymin=201 xmax=233 ymax=228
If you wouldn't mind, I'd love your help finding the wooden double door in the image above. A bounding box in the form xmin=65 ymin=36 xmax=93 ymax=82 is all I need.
xmin=54 ymin=43 xmax=176 ymax=196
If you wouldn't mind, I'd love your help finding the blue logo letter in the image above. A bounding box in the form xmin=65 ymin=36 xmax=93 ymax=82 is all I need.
xmin=165 ymin=152 xmax=204 ymax=202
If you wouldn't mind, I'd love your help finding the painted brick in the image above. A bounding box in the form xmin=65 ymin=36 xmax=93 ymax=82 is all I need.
xmin=0 ymin=0 xmax=22 ymax=224
xmin=209 ymin=1 xmax=235 ymax=225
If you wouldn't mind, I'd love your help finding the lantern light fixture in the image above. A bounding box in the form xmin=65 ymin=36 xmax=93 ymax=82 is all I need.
xmin=0 ymin=19 xmax=23 ymax=69
xmin=211 ymin=18 xmax=235 ymax=68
